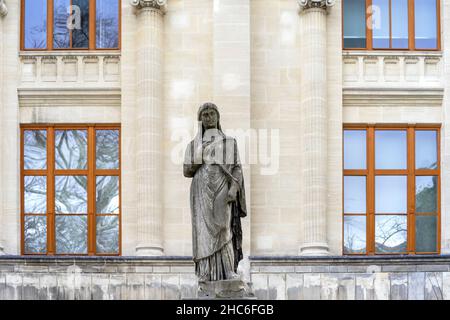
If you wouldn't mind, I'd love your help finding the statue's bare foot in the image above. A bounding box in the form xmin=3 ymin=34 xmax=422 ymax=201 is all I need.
xmin=198 ymin=275 xmax=209 ymax=282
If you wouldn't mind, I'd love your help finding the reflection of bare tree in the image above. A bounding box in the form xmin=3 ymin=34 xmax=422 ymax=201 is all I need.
xmin=375 ymin=216 xmax=407 ymax=253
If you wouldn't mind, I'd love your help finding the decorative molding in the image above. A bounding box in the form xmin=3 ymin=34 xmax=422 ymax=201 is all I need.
xmin=0 ymin=0 xmax=7 ymax=17
xmin=130 ymin=0 xmax=167 ymax=12
xmin=298 ymin=0 xmax=335 ymax=11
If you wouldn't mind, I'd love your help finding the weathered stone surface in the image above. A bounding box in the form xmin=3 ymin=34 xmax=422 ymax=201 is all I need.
xmin=180 ymin=274 xmax=197 ymax=299
xmin=408 ymin=272 xmax=425 ymax=300
xmin=337 ymin=275 xmax=355 ymax=300
xmin=144 ymin=274 xmax=162 ymax=300
xmin=442 ymin=272 xmax=450 ymax=300
xmin=268 ymin=274 xmax=286 ymax=300
xmin=126 ymin=274 xmax=145 ymax=300
xmin=355 ymin=274 xmax=375 ymax=300
xmin=389 ymin=273 xmax=408 ymax=300
xmin=38 ymin=275 xmax=58 ymax=300
xmin=162 ymin=275 xmax=180 ymax=300
xmin=320 ymin=274 xmax=339 ymax=300
xmin=373 ymin=273 xmax=390 ymax=300
xmin=302 ymin=274 xmax=321 ymax=300
xmin=286 ymin=273 xmax=303 ymax=300
xmin=198 ymin=280 xmax=255 ymax=299
xmin=251 ymin=274 xmax=269 ymax=300
xmin=109 ymin=274 xmax=126 ymax=300
xmin=425 ymin=272 xmax=443 ymax=300
xmin=5 ymin=274 xmax=23 ymax=300
xmin=92 ymin=274 xmax=110 ymax=300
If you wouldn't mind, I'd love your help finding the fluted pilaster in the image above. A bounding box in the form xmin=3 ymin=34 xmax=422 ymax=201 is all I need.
xmin=299 ymin=2 xmax=332 ymax=256
xmin=0 ymin=0 xmax=6 ymax=255
xmin=134 ymin=1 xmax=165 ymax=256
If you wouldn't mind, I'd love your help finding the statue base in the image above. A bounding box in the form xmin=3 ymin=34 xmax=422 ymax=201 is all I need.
xmin=197 ymin=280 xmax=257 ymax=300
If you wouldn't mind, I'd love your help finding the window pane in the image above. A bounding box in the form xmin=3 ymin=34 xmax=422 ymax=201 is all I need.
xmin=24 ymin=176 xmax=47 ymax=214
xmin=343 ymin=0 xmax=367 ymax=48
xmin=414 ymin=0 xmax=438 ymax=49
xmin=416 ymin=131 xmax=438 ymax=170
xmin=375 ymin=215 xmax=407 ymax=253
xmin=96 ymin=216 xmax=119 ymax=254
xmin=391 ymin=0 xmax=409 ymax=48
xmin=344 ymin=130 xmax=366 ymax=170
xmin=53 ymin=0 xmax=71 ymax=49
xmin=55 ymin=176 xmax=88 ymax=214
xmin=24 ymin=0 xmax=47 ymax=49
xmin=24 ymin=130 xmax=47 ymax=170
xmin=24 ymin=216 xmax=47 ymax=254
xmin=344 ymin=176 xmax=366 ymax=214
xmin=415 ymin=215 xmax=437 ymax=253
xmin=375 ymin=130 xmax=407 ymax=169
xmin=96 ymin=0 xmax=119 ymax=49
xmin=96 ymin=176 xmax=119 ymax=214
xmin=344 ymin=216 xmax=366 ymax=254
xmin=416 ymin=176 xmax=438 ymax=213
xmin=96 ymin=130 xmax=120 ymax=169
xmin=372 ymin=0 xmax=390 ymax=48
xmin=72 ymin=0 xmax=90 ymax=48
xmin=55 ymin=130 xmax=88 ymax=170
xmin=376 ymin=176 xmax=407 ymax=214
xmin=56 ymin=216 xmax=87 ymax=254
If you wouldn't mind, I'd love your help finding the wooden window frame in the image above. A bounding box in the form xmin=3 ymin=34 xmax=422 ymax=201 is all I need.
xmin=20 ymin=0 xmax=121 ymax=51
xmin=21 ymin=124 xmax=122 ymax=256
xmin=342 ymin=0 xmax=441 ymax=51
xmin=343 ymin=124 xmax=441 ymax=256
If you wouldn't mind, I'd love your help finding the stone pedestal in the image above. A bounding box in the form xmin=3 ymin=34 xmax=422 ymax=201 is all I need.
xmin=197 ymin=280 xmax=256 ymax=300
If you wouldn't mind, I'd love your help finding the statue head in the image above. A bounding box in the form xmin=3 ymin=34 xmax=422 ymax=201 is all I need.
xmin=197 ymin=102 xmax=223 ymax=135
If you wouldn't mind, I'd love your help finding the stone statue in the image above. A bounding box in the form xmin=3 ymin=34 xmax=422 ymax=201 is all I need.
xmin=184 ymin=102 xmax=247 ymax=282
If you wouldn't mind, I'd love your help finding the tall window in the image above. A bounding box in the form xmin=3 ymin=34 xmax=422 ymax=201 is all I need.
xmin=343 ymin=0 xmax=440 ymax=50
xmin=21 ymin=0 xmax=120 ymax=50
xmin=343 ymin=125 xmax=440 ymax=255
xmin=21 ymin=125 xmax=121 ymax=256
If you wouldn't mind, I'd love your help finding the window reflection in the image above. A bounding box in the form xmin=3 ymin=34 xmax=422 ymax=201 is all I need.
xmin=375 ymin=215 xmax=407 ymax=253
xmin=96 ymin=176 xmax=119 ymax=214
xmin=96 ymin=0 xmax=119 ymax=49
xmin=376 ymin=176 xmax=407 ymax=214
xmin=414 ymin=0 xmax=438 ymax=49
xmin=416 ymin=176 xmax=437 ymax=214
xmin=344 ymin=130 xmax=366 ymax=170
xmin=391 ymin=0 xmax=409 ymax=48
xmin=96 ymin=130 xmax=120 ymax=169
xmin=375 ymin=130 xmax=407 ymax=170
xmin=415 ymin=216 xmax=437 ymax=253
xmin=53 ymin=0 xmax=70 ymax=49
xmin=24 ymin=216 xmax=47 ymax=254
xmin=24 ymin=176 xmax=47 ymax=214
xmin=24 ymin=130 xmax=47 ymax=170
xmin=96 ymin=216 xmax=119 ymax=254
xmin=372 ymin=0 xmax=390 ymax=48
xmin=55 ymin=176 xmax=88 ymax=214
xmin=416 ymin=131 xmax=438 ymax=170
xmin=344 ymin=216 xmax=366 ymax=254
xmin=24 ymin=0 xmax=47 ymax=49
xmin=343 ymin=0 xmax=367 ymax=48
xmin=55 ymin=130 xmax=88 ymax=170
xmin=72 ymin=0 xmax=90 ymax=48
xmin=56 ymin=215 xmax=88 ymax=254
xmin=344 ymin=176 xmax=366 ymax=214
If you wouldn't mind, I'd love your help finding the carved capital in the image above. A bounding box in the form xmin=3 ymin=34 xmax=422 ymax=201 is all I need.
xmin=0 ymin=0 xmax=8 ymax=17
xmin=298 ymin=0 xmax=335 ymax=11
xmin=130 ymin=0 xmax=167 ymax=12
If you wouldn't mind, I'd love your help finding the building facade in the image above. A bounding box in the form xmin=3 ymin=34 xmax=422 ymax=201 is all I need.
xmin=0 ymin=0 xmax=450 ymax=300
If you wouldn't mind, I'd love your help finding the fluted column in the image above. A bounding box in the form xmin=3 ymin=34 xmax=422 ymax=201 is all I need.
xmin=0 ymin=0 xmax=7 ymax=255
xmin=133 ymin=0 xmax=166 ymax=256
xmin=298 ymin=0 xmax=334 ymax=256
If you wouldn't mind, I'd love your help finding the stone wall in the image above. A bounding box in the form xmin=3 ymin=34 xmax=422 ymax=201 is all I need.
xmin=1 ymin=256 xmax=450 ymax=300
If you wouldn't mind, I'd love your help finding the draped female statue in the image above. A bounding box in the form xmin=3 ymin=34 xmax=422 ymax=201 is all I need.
xmin=183 ymin=103 xmax=247 ymax=282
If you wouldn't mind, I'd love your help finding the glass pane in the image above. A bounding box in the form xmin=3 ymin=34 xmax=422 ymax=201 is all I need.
xmin=24 ymin=176 xmax=47 ymax=214
xmin=372 ymin=0 xmax=390 ymax=48
xmin=55 ymin=176 xmax=88 ymax=214
xmin=375 ymin=215 xmax=407 ymax=253
xmin=55 ymin=130 xmax=88 ymax=170
xmin=53 ymin=0 xmax=71 ymax=49
xmin=24 ymin=130 xmax=47 ymax=170
xmin=96 ymin=130 xmax=120 ymax=169
xmin=375 ymin=130 xmax=407 ymax=169
xmin=414 ymin=0 xmax=438 ymax=49
xmin=96 ymin=216 xmax=119 ymax=254
xmin=72 ymin=0 xmax=90 ymax=48
xmin=96 ymin=0 xmax=119 ymax=49
xmin=96 ymin=176 xmax=119 ymax=214
xmin=344 ymin=216 xmax=366 ymax=254
xmin=24 ymin=216 xmax=47 ymax=254
xmin=24 ymin=0 xmax=47 ymax=49
xmin=416 ymin=131 xmax=438 ymax=170
xmin=376 ymin=176 xmax=407 ymax=214
xmin=391 ymin=0 xmax=409 ymax=48
xmin=415 ymin=215 xmax=437 ymax=253
xmin=56 ymin=216 xmax=87 ymax=254
xmin=416 ymin=176 xmax=438 ymax=213
xmin=343 ymin=0 xmax=367 ymax=48
xmin=344 ymin=130 xmax=366 ymax=170
xmin=344 ymin=176 xmax=366 ymax=214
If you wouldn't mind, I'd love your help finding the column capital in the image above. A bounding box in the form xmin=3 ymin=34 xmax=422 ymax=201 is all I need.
xmin=298 ymin=0 xmax=335 ymax=11
xmin=130 ymin=0 xmax=167 ymax=12
xmin=0 ymin=0 xmax=8 ymax=18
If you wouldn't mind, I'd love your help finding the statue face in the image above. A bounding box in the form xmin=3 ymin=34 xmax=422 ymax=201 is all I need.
xmin=200 ymin=108 xmax=218 ymax=130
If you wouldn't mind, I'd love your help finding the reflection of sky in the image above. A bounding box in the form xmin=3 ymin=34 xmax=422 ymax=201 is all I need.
xmin=24 ymin=0 xmax=47 ymax=49
xmin=344 ymin=216 xmax=366 ymax=252
xmin=96 ymin=0 xmax=119 ymax=48
xmin=415 ymin=0 xmax=437 ymax=48
xmin=372 ymin=0 xmax=389 ymax=48
xmin=344 ymin=130 xmax=366 ymax=169
xmin=416 ymin=131 xmax=437 ymax=169
xmin=376 ymin=176 xmax=407 ymax=213
xmin=391 ymin=0 xmax=408 ymax=48
xmin=375 ymin=131 xmax=407 ymax=169
xmin=344 ymin=0 xmax=366 ymax=38
xmin=344 ymin=176 xmax=366 ymax=214
xmin=375 ymin=216 xmax=407 ymax=249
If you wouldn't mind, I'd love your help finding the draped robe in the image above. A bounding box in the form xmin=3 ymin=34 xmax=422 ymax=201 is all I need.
xmin=184 ymin=133 xmax=247 ymax=281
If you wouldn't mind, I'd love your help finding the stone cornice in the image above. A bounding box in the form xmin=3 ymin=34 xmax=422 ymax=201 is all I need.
xmin=0 ymin=0 xmax=8 ymax=17
xmin=298 ymin=0 xmax=335 ymax=11
xmin=130 ymin=0 xmax=167 ymax=12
